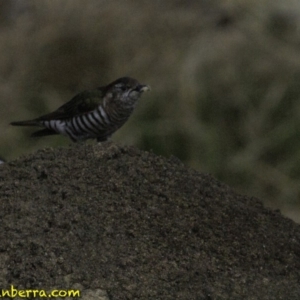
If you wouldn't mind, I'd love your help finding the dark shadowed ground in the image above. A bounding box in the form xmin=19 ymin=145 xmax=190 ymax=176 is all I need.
xmin=0 ymin=143 xmax=300 ymax=299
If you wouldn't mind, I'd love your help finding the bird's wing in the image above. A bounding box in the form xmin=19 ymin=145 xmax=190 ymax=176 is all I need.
xmin=36 ymin=89 xmax=104 ymax=121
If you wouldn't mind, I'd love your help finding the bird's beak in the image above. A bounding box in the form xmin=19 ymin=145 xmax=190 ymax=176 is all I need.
xmin=136 ymin=84 xmax=151 ymax=93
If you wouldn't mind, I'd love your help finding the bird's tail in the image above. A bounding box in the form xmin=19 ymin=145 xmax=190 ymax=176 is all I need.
xmin=10 ymin=120 xmax=39 ymax=126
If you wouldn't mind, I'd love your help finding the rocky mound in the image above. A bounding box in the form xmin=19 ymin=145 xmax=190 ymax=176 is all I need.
xmin=0 ymin=143 xmax=299 ymax=299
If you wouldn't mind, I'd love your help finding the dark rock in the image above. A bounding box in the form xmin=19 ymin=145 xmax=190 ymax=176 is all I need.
xmin=0 ymin=142 xmax=299 ymax=299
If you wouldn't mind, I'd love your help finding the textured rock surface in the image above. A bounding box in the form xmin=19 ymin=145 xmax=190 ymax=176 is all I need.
xmin=0 ymin=143 xmax=300 ymax=299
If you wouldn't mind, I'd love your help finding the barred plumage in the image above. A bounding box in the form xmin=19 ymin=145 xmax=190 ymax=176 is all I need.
xmin=11 ymin=77 xmax=150 ymax=142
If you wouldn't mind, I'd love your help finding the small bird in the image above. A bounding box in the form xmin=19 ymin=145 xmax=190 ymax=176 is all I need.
xmin=0 ymin=156 xmax=5 ymax=164
xmin=11 ymin=77 xmax=150 ymax=142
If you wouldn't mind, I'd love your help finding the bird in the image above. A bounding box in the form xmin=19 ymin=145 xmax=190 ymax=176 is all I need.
xmin=11 ymin=77 xmax=150 ymax=142
xmin=0 ymin=156 xmax=5 ymax=164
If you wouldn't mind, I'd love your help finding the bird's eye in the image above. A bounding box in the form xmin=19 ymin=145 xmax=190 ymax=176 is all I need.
xmin=115 ymin=83 xmax=131 ymax=92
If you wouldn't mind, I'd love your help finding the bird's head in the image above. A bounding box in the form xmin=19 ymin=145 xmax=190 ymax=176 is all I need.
xmin=104 ymin=77 xmax=150 ymax=108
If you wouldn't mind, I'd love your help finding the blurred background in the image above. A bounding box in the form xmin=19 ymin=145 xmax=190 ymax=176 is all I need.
xmin=2 ymin=0 xmax=300 ymax=221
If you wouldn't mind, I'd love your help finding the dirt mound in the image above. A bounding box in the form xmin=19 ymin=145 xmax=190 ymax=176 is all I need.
xmin=0 ymin=143 xmax=300 ymax=299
